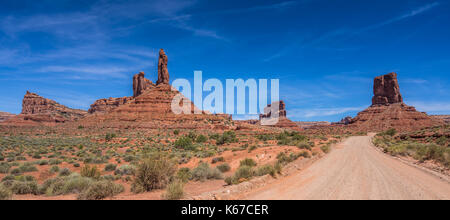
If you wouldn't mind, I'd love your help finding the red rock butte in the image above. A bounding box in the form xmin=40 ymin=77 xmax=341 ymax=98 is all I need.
xmin=82 ymin=49 xmax=233 ymax=129
xmin=349 ymin=72 xmax=443 ymax=131
xmin=258 ymin=101 xmax=300 ymax=130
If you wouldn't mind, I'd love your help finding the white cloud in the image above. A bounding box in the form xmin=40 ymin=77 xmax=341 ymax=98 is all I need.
xmin=408 ymin=101 xmax=450 ymax=114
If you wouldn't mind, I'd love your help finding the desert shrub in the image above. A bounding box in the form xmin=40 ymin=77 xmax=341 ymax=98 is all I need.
xmin=0 ymin=163 xmax=10 ymax=174
xmin=248 ymin=145 xmax=257 ymax=153
xmin=80 ymin=165 xmax=101 ymax=179
xmin=10 ymin=168 xmax=22 ymax=175
xmin=231 ymin=166 xmax=254 ymax=184
xmin=276 ymin=152 xmax=300 ymax=165
xmin=191 ymin=162 xmax=223 ymax=181
xmin=0 ymin=184 xmax=12 ymax=200
xmin=381 ymin=128 xmax=397 ymax=137
xmin=59 ymin=168 xmax=72 ymax=176
xmin=239 ymin=158 xmax=257 ymax=167
xmin=174 ymin=136 xmax=195 ymax=150
xmin=299 ymin=151 xmax=311 ymax=158
xmin=176 ymin=168 xmax=192 ymax=183
xmin=73 ymin=163 xmax=80 ymax=168
xmin=173 ymin=130 xmax=180 ymax=135
xmin=77 ymin=180 xmax=124 ymax=200
xmin=274 ymin=162 xmax=282 ymax=174
xmin=436 ymin=136 xmax=448 ymax=146
xmin=105 ymin=133 xmax=117 ymax=142
xmin=321 ymin=144 xmax=331 ymax=154
xmin=256 ymin=134 xmax=274 ymax=141
xmin=50 ymin=165 xmax=60 ymax=173
xmin=297 ymin=142 xmax=312 ymax=150
xmin=10 ymin=181 xmax=39 ymax=195
xmin=49 ymin=159 xmax=62 ymax=165
xmin=43 ymin=174 xmax=93 ymax=196
xmin=38 ymin=160 xmax=48 ymax=166
xmin=18 ymin=163 xmax=38 ymax=173
xmin=256 ymin=164 xmax=276 ymax=177
xmin=131 ymin=154 xmax=177 ymax=193
xmin=114 ymin=164 xmax=135 ymax=176
xmin=104 ymin=164 xmax=117 ymax=172
xmin=195 ymin=135 xmax=207 ymax=143
xmin=216 ymin=163 xmax=231 ymax=173
xmin=211 ymin=156 xmax=224 ymax=164
xmin=162 ymin=180 xmax=184 ymax=200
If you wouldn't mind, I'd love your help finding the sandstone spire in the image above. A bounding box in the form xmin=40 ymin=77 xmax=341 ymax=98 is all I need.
xmin=133 ymin=71 xmax=153 ymax=97
xmin=156 ymin=49 xmax=170 ymax=85
xmin=372 ymin=72 xmax=403 ymax=106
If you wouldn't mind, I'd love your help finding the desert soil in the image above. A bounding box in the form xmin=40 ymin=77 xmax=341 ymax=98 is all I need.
xmin=240 ymin=135 xmax=450 ymax=200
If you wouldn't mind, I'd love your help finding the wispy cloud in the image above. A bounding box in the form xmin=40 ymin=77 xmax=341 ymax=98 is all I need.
xmin=288 ymin=106 xmax=366 ymax=118
xmin=359 ymin=2 xmax=440 ymax=33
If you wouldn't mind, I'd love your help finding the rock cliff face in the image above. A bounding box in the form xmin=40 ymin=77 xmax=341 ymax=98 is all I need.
xmin=350 ymin=73 xmax=442 ymax=131
xmin=17 ymin=91 xmax=87 ymax=123
xmin=259 ymin=101 xmax=299 ymax=129
xmin=88 ymin=97 xmax=133 ymax=114
xmin=0 ymin=111 xmax=15 ymax=122
xmin=372 ymin=72 xmax=403 ymax=106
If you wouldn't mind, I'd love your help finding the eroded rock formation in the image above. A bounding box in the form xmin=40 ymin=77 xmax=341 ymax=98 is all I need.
xmin=372 ymin=72 xmax=403 ymax=106
xmin=83 ymin=49 xmax=233 ymax=129
xmin=88 ymin=97 xmax=133 ymax=114
xmin=259 ymin=101 xmax=299 ymax=129
xmin=350 ymin=73 xmax=442 ymax=131
xmin=133 ymin=72 xmax=153 ymax=98
xmin=156 ymin=49 xmax=170 ymax=85
xmin=17 ymin=91 xmax=87 ymax=123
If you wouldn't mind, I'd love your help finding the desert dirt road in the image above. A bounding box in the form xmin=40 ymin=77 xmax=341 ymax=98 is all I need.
xmin=242 ymin=136 xmax=450 ymax=200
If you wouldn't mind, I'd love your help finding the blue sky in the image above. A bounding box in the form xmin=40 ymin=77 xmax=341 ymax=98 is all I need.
xmin=1 ymin=0 xmax=449 ymax=122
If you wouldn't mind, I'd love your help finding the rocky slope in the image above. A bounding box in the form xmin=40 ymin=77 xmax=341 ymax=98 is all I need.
xmin=349 ymin=72 xmax=443 ymax=131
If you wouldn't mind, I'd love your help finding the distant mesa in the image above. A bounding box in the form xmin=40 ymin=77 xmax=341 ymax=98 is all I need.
xmin=331 ymin=116 xmax=352 ymax=126
xmin=0 ymin=111 xmax=15 ymax=122
xmin=258 ymin=101 xmax=300 ymax=129
xmin=349 ymin=72 xmax=443 ymax=131
xmin=5 ymin=91 xmax=87 ymax=124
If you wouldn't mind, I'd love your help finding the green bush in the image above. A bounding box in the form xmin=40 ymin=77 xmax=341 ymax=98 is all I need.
xmin=191 ymin=162 xmax=223 ymax=181
xmin=59 ymin=168 xmax=72 ymax=176
xmin=131 ymin=154 xmax=177 ymax=193
xmin=163 ymin=180 xmax=184 ymax=200
xmin=104 ymin=164 xmax=117 ymax=172
xmin=321 ymin=144 xmax=331 ymax=154
xmin=0 ymin=163 xmax=10 ymax=174
xmin=105 ymin=133 xmax=117 ymax=142
xmin=174 ymin=136 xmax=195 ymax=150
xmin=216 ymin=163 xmax=231 ymax=173
xmin=239 ymin=158 xmax=257 ymax=167
xmin=77 ymin=180 xmax=124 ymax=200
xmin=80 ymin=165 xmax=101 ymax=179
xmin=10 ymin=181 xmax=39 ymax=195
xmin=195 ymin=135 xmax=208 ymax=143
xmin=176 ymin=168 xmax=192 ymax=183
xmin=231 ymin=165 xmax=254 ymax=183
xmin=50 ymin=165 xmax=60 ymax=173
xmin=0 ymin=184 xmax=12 ymax=200
xmin=255 ymin=165 xmax=276 ymax=177
xmin=211 ymin=157 xmax=224 ymax=164
xmin=114 ymin=164 xmax=135 ymax=176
